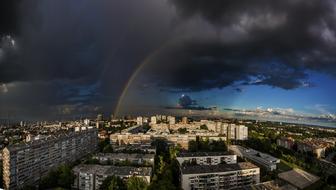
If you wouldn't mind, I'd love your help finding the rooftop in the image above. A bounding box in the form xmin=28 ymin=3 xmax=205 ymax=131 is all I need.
xmin=177 ymin=151 xmax=232 ymax=158
xmin=181 ymin=162 xmax=258 ymax=175
xmin=5 ymin=127 xmax=97 ymax=152
xmin=94 ymin=153 xmax=155 ymax=160
xmin=278 ymin=168 xmax=319 ymax=189
xmin=230 ymin=145 xmax=280 ymax=163
xmin=242 ymin=180 xmax=297 ymax=190
xmin=73 ymin=164 xmax=152 ymax=176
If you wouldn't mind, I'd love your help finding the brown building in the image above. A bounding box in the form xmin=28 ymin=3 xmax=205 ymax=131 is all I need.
xmin=277 ymin=137 xmax=295 ymax=150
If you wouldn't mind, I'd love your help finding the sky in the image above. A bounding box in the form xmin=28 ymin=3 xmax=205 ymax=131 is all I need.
xmin=0 ymin=0 xmax=336 ymax=126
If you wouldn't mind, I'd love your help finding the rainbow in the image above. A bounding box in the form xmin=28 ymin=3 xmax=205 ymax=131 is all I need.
xmin=114 ymin=41 xmax=172 ymax=117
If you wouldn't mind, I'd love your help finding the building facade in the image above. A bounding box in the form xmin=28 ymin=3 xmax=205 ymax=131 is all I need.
xmin=72 ymin=164 xmax=152 ymax=190
xmin=277 ymin=137 xmax=295 ymax=150
xmin=176 ymin=152 xmax=237 ymax=165
xmin=3 ymin=127 xmax=98 ymax=189
xmin=181 ymin=162 xmax=260 ymax=190
xmin=92 ymin=153 xmax=155 ymax=166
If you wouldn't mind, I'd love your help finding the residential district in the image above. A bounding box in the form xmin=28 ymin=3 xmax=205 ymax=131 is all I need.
xmin=0 ymin=115 xmax=335 ymax=190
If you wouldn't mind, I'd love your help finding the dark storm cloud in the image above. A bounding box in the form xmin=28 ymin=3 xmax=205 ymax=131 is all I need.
xmin=0 ymin=0 xmax=21 ymax=35
xmin=138 ymin=0 xmax=336 ymax=91
xmin=146 ymin=40 xmax=310 ymax=91
xmin=0 ymin=0 xmax=173 ymax=119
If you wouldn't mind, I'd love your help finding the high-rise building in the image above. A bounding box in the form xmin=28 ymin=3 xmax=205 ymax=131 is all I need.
xmin=150 ymin=116 xmax=157 ymax=125
xmin=182 ymin=117 xmax=188 ymax=124
xmin=168 ymin=116 xmax=175 ymax=125
xmin=3 ymin=127 xmax=98 ymax=189
xmin=97 ymin=114 xmax=103 ymax=121
xmin=236 ymin=125 xmax=248 ymax=140
xmin=84 ymin=119 xmax=90 ymax=126
xmin=136 ymin=116 xmax=143 ymax=125
xmin=227 ymin=124 xmax=248 ymax=141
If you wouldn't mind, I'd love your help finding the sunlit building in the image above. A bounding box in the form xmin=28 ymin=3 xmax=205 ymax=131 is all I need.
xmin=181 ymin=162 xmax=260 ymax=190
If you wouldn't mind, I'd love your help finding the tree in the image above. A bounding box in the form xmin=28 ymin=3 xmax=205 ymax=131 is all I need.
xmin=39 ymin=164 xmax=74 ymax=189
xmin=127 ymin=176 xmax=148 ymax=190
xmin=177 ymin=128 xmax=187 ymax=134
xmin=188 ymin=140 xmax=198 ymax=152
xmin=57 ymin=164 xmax=74 ymax=188
xmin=200 ymin=124 xmax=208 ymax=130
xmin=158 ymin=155 xmax=166 ymax=174
xmin=100 ymin=176 xmax=126 ymax=190
xmin=99 ymin=138 xmax=110 ymax=152
xmin=103 ymin=144 xmax=114 ymax=153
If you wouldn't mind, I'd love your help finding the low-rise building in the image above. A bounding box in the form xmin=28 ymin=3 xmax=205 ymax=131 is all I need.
xmin=277 ymin=137 xmax=295 ymax=150
xmin=181 ymin=162 xmax=260 ymax=190
xmin=93 ymin=153 xmax=155 ymax=166
xmin=243 ymin=180 xmax=298 ymax=190
xmin=297 ymin=138 xmax=333 ymax=158
xmin=72 ymin=164 xmax=152 ymax=190
xmin=176 ymin=152 xmax=237 ymax=165
xmin=278 ymin=168 xmax=319 ymax=189
xmin=112 ymin=143 xmax=156 ymax=154
xmin=229 ymin=145 xmax=280 ymax=171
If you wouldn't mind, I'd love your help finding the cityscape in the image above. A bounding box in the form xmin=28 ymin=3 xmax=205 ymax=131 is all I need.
xmin=0 ymin=116 xmax=335 ymax=189
xmin=1 ymin=0 xmax=336 ymax=190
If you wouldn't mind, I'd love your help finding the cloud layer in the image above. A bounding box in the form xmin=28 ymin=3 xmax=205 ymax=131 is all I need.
xmin=138 ymin=0 xmax=336 ymax=91
xmin=1 ymin=0 xmax=336 ymax=119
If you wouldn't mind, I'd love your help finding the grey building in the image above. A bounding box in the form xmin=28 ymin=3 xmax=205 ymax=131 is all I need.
xmin=3 ymin=127 xmax=98 ymax=189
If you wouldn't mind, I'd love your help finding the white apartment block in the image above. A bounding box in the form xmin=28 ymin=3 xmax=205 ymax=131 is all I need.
xmin=227 ymin=124 xmax=248 ymax=140
xmin=176 ymin=152 xmax=237 ymax=165
xmin=72 ymin=164 xmax=152 ymax=190
xmin=3 ymin=127 xmax=98 ymax=190
xmin=198 ymin=121 xmax=248 ymax=141
xmin=150 ymin=116 xmax=157 ymax=125
xmin=136 ymin=117 xmax=143 ymax=125
xmin=168 ymin=116 xmax=176 ymax=125
xmin=181 ymin=162 xmax=260 ymax=190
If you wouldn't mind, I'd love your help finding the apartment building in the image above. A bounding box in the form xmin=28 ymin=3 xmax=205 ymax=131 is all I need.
xmin=112 ymin=143 xmax=156 ymax=154
xmin=72 ymin=164 xmax=152 ymax=190
xmin=227 ymin=124 xmax=248 ymax=140
xmin=110 ymin=133 xmax=152 ymax=145
xmin=277 ymin=137 xmax=295 ymax=149
xmin=92 ymin=153 xmax=155 ymax=166
xmin=181 ymin=162 xmax=260 ymax=190
xmin=164 ymin=135 xmax=197 ymax=149
xmin=176 ymin=152 xmax=237 ymax=165
xmin=297 ymin=139 xmax=332 ymax=158
xmin=3 ymin=127 xmax=98 ymax=190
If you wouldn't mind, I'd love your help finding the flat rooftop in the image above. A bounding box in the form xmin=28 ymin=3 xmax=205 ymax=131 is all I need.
xmin=181 ymin=162 xmax=258 ymax=175
xmin=94 ymin=153 xmax=155 ymax=159
xmin=73 ymin=164 xmax=152 ymax=176
xmin=177 ymin=151 xmax=232 ymax=157
xmin=278 ymin=168 xmax=319 ymax=189
xmin=230 ymin=145 xmax=280 ymax=163
xmin=242 ymin=180 xmax=297 ymax=190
